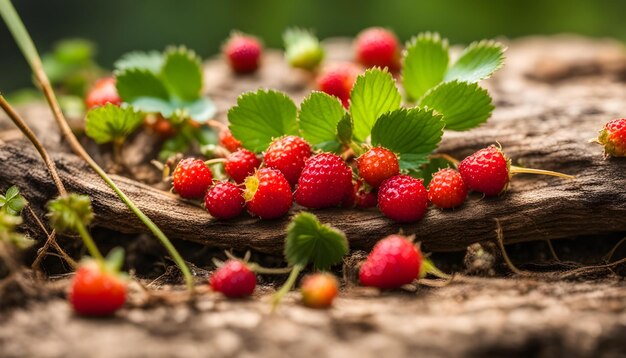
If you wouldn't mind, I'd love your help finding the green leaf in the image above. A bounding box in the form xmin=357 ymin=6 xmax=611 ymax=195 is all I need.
xmin=445 ymin=40 xmax=505 ymax=83
xmin=47 ymin=194 xmax=94 ymax=232
xmin=114 ymin=51 xmax=164 ymax=73
xmin=105 ymin=247 xmax=125 ymax=272
xmin=419 ymin=80 xmax=494 ymax=131
xmin=409 ymin=157 xmax=456 ymax=186
xmin=228 ymin=89 xmax=298 ymax=152
xmin=371 ymin=108 xmax=444 ymax=170
xmin=161 ymin=46 xmax=203 ymax=101
xmin=0 ymin=186 xmax=26 ymax=215
xmin=283 ymin=28 xmax=325 ymax=70
xmin=284 ymin=212 xmax=349 ymax=270
xmin=350 ymin=68 xmax=402 ymax=141
xmin=130 ymin=97 xmax=177 ymax=117
xmin=53 ymin=39 xmax=95 ymax=65
xmin=401 ymin=33 xmax=449 ymax=102
xmin=85 ymin=104 xmax=144 ymax=144
xmin=298 ymin=91 xmax=345 ymax=148
xmin=115 ymin=68 xmax=169 ymax=102
xmin=173 ymin=97 xmax=216 ymax=122
xmin=336 ymin=113 xmax=353 ymax=145
xmin=0 ymin=211 xmax=33 ymax=249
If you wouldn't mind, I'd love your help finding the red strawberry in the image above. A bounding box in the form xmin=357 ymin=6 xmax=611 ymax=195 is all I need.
xmin=357 ymin=147 xmax=400 ymax=188
xmin=377 ymin=175 xmax=428 ymax=223
xmin=458 ymin=145 xmax=574 ymax=197
xmin=204 ymin=181 xmax=245 ymax=220
xmin=225 ymin=149 xmax=261 ymax=184
xmin=300 ymin=273 xmax=339 ymax=309
xmin=69 ymin=260 xmax=126 ymax=316
xmin=264 ymin=136 xmax=312 ymax=186
xmin=359 ymin=234 xmax=422 ymax=289
xmin=223 ymin=33 xmax=262 ymax=74
xmin=295 ymin=153 xmax=353 ymax=209
xmin=596 ymin=118 xmax=626 ymax=157
xmin=343 ymin=180 xmax=377 ymax=209
xmin=85 ymin=77 xmax=121 ymax=109
xmin=220 ymin=129 xmax=242 ymax=152
xmin=244 ymin=168 xmax=293 ymax=219
xmin=427 ymin=168 xmax=468 ymax=209
xmin=355 ymin=27 xmax=401 ymax=71
xmin=172 ymin=158 xmax=213 ymax=199
xmin=210 ymin=260 xmax=256 ymax=298
xmin=145 ymin=115 xmax=176 ymax=138
xmin=317 ymin=63 xmax=361 ymax=108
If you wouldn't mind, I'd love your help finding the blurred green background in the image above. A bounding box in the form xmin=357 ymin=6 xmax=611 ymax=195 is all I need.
xmin=1 ymin=0 xmax=625 ymax=92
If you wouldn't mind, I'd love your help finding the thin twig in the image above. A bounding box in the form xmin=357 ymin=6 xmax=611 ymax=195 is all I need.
xmin=545 ymin=239 xmax=561 ymax=262
xmin=26 ymin=205 xmax=76 ymax=270
xmin=605 ymin=236 xmax=626 ymax=263
xmin=494 ymin=219 xmax=525 ymax=275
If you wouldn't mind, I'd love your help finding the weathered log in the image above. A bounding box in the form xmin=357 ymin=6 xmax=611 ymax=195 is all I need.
xmin=1 ymin=37 xmax=626 ymax=254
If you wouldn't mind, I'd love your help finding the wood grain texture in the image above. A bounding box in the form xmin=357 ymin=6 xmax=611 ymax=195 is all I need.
xmin=1 ymin=36 xmax=626 ymax=254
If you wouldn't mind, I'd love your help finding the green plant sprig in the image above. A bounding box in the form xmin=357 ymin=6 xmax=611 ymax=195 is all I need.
xmin=0 ymin=0 xmax=194 ymax=292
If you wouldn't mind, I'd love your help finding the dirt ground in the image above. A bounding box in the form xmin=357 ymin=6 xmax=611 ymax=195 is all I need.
xmin=1 ymin=35 xmax=626 ymax=358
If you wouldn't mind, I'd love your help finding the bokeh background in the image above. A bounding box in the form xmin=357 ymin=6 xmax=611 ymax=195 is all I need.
xmin=1 ymin=0 xmax=625 ymax=92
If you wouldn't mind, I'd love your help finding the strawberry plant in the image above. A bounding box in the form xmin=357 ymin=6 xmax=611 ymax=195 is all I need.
xmin=0 ymin=186 xmax=33 ymax=249
xmin=84 ymin=104 xmax=144 ymax=164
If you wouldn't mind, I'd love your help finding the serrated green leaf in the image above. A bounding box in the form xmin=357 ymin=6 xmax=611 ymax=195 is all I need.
xmin=445 ymin=40 xmax=505 ymax=83
xmin=228 ymin=89 xmax=298 ymax=152
xmin=0 ymin=186 xmax=26 ymax=215
xmin=130 ymin=97 xmax=177 ymax=117
xmin=371 ymin=108 xmax=444 ymax=171
xmin=116 ymin=68 xmax=169 ymax=102
xmin=299 ymin=91 xmax=345 ymax=148
xmin=47 ymin=194 xmax=94 ymax=232
xmin=114 ymin=51 xmax=164 ymax=73
xmin=161 ymin=47 xmax=203 ymax=101
xmin=350 ymin=68 xmax=402 ymax=141
xmin=419 ymin=80 xmax=493 ymax=131
xmin=402 ymin=33 xmax=449 ymax=102
xmin=85 ymin=104 xmax=144 ymax=144
xmin=284 ymin=212 xmax=348 ymax=270
xmin=336 ymin=113 xmax=353 ymax=145
xmin=176 ymin=97 xmax=216 ymax=122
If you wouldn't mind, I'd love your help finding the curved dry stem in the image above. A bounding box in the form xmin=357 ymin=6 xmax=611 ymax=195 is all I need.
xmin=510 ymin=165 xmax=575 ymax=179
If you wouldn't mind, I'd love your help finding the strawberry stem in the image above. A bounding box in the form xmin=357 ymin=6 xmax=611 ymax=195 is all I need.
xmin=248 ymin=263 xmax=293 ymax=275
xmin=74 ymin=221 xmax=105 ymax=266
xmin=271 ymin=264 xmax=303 ymax=310
xmin=0 ymin=0 xmax=195 ymax=293
xmin=509 ymin=165 xmax=574 ymax=179
xmin=204 ymin=158 xmax=227 ymax=166
xmin=430 ymin=153 xmax=460 ymax=167
xmin=421 ymin=258 xmax=452 ymax=280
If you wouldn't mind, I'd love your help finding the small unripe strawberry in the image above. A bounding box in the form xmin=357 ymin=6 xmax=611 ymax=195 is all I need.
xmin=357 ymin=147 xmax=400 ymax=188
xmin=69 ymin=260 xmax=126 ymax=316
xmin=317 ymin=63 xmax=361 ymax=108
xmin=220 ymin=129 xmax=242 ymax=152
xmin=210 ymin=260 xmax=256 ymax=298
xmin=377 ymin=175 xmax=428 ymax=223
xmin=85 ymin=77 xmax=121 ymax=109
xmin=244 ymin=168 xmax=293 ymax=219
xmin=225 ymin=149 xmax=261 ymax=184
xmin=295 ymin=153 xmax=353 ymax=209
xmin=427 ymin=168 xmax=468 ymax=209
xmin=223 ymin=33 xmax=262 ymax=74
xmin=355 ymin=27 xmax=401 ymax=71
xmin=596 ymin=118 xmax=626 ymax=157
xmin=264 ymin=136 xmax=312 ymax=186
xmin=172 ymin=158 xmax=213 ymax=199
xmin=283 ymin=28 xmax=325 ymax=70
xmin=458 ymin=145 xmax=574 ymax=196
xmin=204 ymin=181 xmax=245 ymax=220
xmin=359 ymin=234 xmax=422 ymax=289
xmin=300 ymin=273 xmax=339 ymax=309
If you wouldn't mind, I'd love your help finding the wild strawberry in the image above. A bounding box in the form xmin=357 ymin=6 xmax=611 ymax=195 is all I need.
xmin=244 ymin=168 xmax=293 ymax=219
xmin=427 ymin=168 xmax=468 ymax=209
xmin=264 ymin=136 xmax=312 ymax=186
xmin=145 ymin=115 xmax=176 ymax=138
xmin=283 ymin=28 xmax=325 ymax=70
xmin=295 ymin=153 xmax=353 ymax=209
xmin=223 ymin=33 xmax=262 ymax=74
xmin=225 ymin=149 xmax=261 ymax=184
xmin=172 ymin=158 xmax=213 ymax=199
xmin=300 ymin=273 xmax=339 ymax=309
xmin=359 ymin=234 xmax=422 ymax=289
xmin=85 ymin=77 xmax=121 ymax=109
xmin=69 ymin=260 xmax=126 ymax=316
xmin=355 ymin=27 xmax=401 ymax=71
xmin=377 ymin=175 xmax=428 ymax=223
xmin=210 ymin=260 xmax=256 ymax=298
xmin=458 ymin=145 xmax=574 ymax=197
xmin=220 ymin=129 xmax=242 ymax=152
xmin=343 ymin=181 xmax=377 ymax=209
xmin=356 ymin=147 xmax=400 ymax=188
xmin=317 ymin=63 xmax=361 ymax=108
xmin=204 ymin=182 xmax=245 ymax=220
xmin=595 ymin=118 xmax=626 ymax=157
